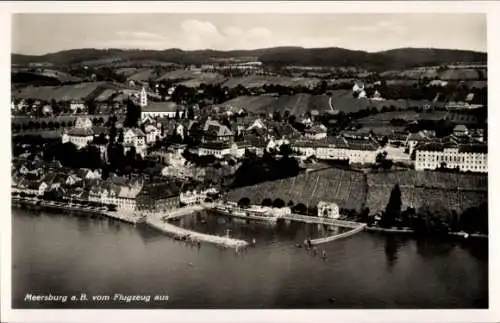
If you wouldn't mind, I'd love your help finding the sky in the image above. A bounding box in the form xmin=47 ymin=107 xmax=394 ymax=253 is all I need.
xmin=11 ymin=13 xmax=487 ymax=55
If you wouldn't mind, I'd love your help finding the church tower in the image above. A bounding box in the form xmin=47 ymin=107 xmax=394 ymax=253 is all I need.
xmin=140 ymin=86 xmax=148 ymax=108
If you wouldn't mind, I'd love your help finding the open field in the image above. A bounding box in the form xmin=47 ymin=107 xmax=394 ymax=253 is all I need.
xmin=222 ymin=76 xmax=321 ymax=89
xmin=11 ymin=82 xmax=115 ymax=101
xmin=219 ymin=91 xmax=433 ymax=116
xmin=219 ymin=94 xmax=332 ymax=115
xmin=12 ymin=129 xmax=63 ymax=139
xmin=12 ymin=114 xmax=112 ymax=126
xmin=219 ymin=95 xmax=277 ymax=113
xmin=176 ymin=73 xmax=227 ymax=87
xmin=357 ymin=110 xmax=448 ymax=125
xmin=439 ymin=69 xmax=482 ymax=81
xmin=12 ymin=68 xmax=83 ymax=83
xmin=379 ymin=67 xmax=484 ymax=81
xmin=155 ymin=70 xmax=224 ymax=83
xmin=126 ymin=68 xmax=159 ymax=82
xmin=465 ymin=81 xmax=487 ymax=89
xmin=227 ymin=168 xmax=366 ymax=211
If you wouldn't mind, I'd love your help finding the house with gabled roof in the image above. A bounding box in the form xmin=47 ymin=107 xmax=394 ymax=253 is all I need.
xmin=123 ymin=128 xmax=147 ymax=157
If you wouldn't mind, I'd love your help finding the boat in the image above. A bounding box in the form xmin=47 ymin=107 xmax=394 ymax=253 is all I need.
xmin=212 ymin=205 xmax=278 ymax=223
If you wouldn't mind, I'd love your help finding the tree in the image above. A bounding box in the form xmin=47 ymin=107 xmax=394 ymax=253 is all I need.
xmin=287 ymin=200 xmax=295 ymax=207
xmin=381 ymin=184 xmax=402 ymax=228
xmin=118 ymin=129 xmax=124 ymax=144
xmin=261 ymin=198 xmax=273 ymax=207
xmin=293 ymin=203 xmax=308 ymax=215
xmin=238 ymin=197 xmax=250 ymax=208
xmin=124 ymin=99 xmax=140 ymax=127
xmin=273 ymin=198 xmax=285 ymax=208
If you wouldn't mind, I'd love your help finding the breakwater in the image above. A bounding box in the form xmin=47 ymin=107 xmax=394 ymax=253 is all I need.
xmin=146 ymin=212 xmax=248 ymax=249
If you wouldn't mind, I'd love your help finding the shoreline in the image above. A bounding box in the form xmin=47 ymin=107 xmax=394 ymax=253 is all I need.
xmin=11 ymin=197 xmax=144 ymax=224
xmin=365 ymin=225 xmax=488 ymax=239
xmin=12 ymin=197 xmax=486 ymax=246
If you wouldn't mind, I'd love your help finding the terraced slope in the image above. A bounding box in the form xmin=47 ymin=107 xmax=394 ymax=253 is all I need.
xmin=227 ymin=168 xmax=366 ymax=210
xmin=366 ymin=170 xmax=488 ymax=214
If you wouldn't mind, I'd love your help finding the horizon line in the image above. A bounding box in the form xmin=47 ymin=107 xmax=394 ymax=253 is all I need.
xmin=11 ymin=45 xmax=488 ymax=57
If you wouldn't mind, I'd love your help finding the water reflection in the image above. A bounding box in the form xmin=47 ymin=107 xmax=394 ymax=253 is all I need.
xmin=384 ymin=235 xmax=399 ymax=269
xmin=416 ymin=238 xmax=455 ymax=258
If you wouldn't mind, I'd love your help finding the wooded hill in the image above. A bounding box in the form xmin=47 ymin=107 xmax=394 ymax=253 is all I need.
xmin=12 ymin=47 xmax=486 ymax=71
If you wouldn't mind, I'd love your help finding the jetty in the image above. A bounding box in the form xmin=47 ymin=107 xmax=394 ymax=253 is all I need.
xmin=310 ymin=223 xmax=367 ymax=245
xmin=280 ymin=213 xmax=362 ymax=228
xmin=146 ymin=212 xmax=248 ymax=249
xmin=279 ymin=213 xmax=367 ymax=245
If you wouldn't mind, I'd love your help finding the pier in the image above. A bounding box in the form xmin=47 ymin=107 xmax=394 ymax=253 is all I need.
xmin=310 ymin=223 xmax=366 ymax=245
xmin=279 ymin=213 xmax=363 ymax=228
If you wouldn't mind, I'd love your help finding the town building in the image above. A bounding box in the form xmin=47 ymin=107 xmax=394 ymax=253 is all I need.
xmin=141 ymin=102 xmax=181 ymax=120
xmin=136 ymin=181 xmax=182 ymax=213
xmin=304 ymin=124 xmax=328 ymax=140
xmin=62 ymin=116 xmax=95 ymax=149
xmin=70 ymin=100 xmax=86 ymax=113
xmin=453 ymin=124 xmax=469 ymax=136
xmin=317 ymin=201 xmax=340 ymax=219
xmin=123 ymin=128 xmax=147 ymax=157
xmin=88 ymin=177 xmax=143 ymax=211
xmin=405 ymin=131 xmax=432 ymax=155
xmin=189 ymin=119 xmax=234 ymax=143
xmin=292 ymin=135 xmax=381 ymax=164
xmin=144 ymin=123 xmax=162 ymax=144
xmin=415 ymin=142 xmax=487 ymax=173
xmin=180 ymin=187 xmax=218 ymax=205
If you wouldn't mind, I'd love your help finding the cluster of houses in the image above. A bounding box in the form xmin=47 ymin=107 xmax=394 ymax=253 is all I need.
xmin=59 ymin=108 xmax=487 ymax=173
xmin=11 ymin=157 xmax=219 ymax=213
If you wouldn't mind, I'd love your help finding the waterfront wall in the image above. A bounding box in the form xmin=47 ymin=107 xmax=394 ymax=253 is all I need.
xmin=11 ymin=197 xmax=143 ymax=224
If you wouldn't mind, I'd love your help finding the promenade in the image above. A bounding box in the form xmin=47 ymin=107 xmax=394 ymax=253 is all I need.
xmin=12 ymin=197 xmax=143 ymax=224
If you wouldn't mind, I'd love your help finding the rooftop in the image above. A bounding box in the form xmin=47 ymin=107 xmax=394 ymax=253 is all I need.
xmin=143 ymin=101 xmax=179 ymax=113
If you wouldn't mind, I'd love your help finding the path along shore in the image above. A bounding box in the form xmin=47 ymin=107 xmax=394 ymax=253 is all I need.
xmin=11 ymin=197 xmax=144 ymax=224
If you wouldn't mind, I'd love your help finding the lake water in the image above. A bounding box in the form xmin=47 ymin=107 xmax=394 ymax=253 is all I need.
xmin=12 ymin=208 xmax=488 ymax=309
xmin=173 ymin=210 xmax=351 ymax=243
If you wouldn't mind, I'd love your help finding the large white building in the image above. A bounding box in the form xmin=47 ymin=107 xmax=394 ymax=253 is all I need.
xmin=415 ymin=142 xmax=487 ymax=173
xmin=62 ymin=116 xmax=94 ymax=149
xmin=292 ymin=136 xmax=381 ymax=164
xmin=141 ymin=102 xmax=182 ymax=120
